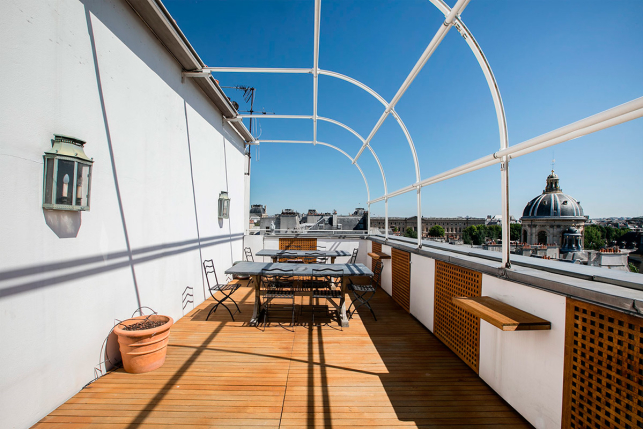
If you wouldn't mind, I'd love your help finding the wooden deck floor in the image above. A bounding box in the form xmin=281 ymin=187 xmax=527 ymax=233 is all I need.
xmin=34 ymin=285 xmax=533 ymax=428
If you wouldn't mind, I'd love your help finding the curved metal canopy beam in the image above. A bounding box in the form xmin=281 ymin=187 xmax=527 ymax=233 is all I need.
xmin=427 ymin=0 xmax=510 ymax=265
xmin=257 ymin=140 xmax=370 ymax=202
xmin=239 ymin=114 xmax=388 ymax=196
xmin=204 ymin=67 xmax=421 ymax=184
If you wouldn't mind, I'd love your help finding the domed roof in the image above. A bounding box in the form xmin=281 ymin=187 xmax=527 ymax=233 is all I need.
xmin=522 ymin=170 xmax=585 ymax=219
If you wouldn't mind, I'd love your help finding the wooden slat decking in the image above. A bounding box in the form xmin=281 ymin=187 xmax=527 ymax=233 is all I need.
xmin=34 ymin=285 xmax=533 ymax=428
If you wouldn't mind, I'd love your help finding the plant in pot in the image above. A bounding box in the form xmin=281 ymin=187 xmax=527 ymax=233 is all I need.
xmin=113 ymin=311 xmax=174 ymax=374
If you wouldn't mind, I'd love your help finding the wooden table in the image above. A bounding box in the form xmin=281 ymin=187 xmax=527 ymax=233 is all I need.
xmin=256 ymin=249 xmax=351 ymax=264
xmin=225 ymin=262 xmax=373 ymax=327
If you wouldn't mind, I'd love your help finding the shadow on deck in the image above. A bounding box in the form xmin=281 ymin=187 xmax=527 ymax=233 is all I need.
xmin=34 ymin=285 xmax=533 ymax=428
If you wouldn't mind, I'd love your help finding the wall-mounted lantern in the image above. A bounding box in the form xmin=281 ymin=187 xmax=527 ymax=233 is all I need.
xmin=218 ymin=191 xmax=230 ymax=219
xmin=43 ymin=135 xmax=93 ymax=211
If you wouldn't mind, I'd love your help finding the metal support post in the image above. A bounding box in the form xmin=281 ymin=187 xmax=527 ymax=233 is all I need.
xmin=385 ymin=198 xmax=389 ymax=240
xmin=501 ymin=156 xmax=511 ymax=268
xmin=417 ymin=187 xmax=422 ymax=248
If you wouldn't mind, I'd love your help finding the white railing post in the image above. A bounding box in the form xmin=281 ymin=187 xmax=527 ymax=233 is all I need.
xmin=417 ymin=186 xmax=422 ymax=248
xmin=312 ymin=0 xmax=321 ymax=145
xmin=385 ymin=198 xmax=389 ymax=240
xmin=501 ymin=156 xmax=510 ymax=267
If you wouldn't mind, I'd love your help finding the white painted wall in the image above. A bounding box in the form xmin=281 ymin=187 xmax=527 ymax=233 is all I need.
xmin=358 ymin=239 xmax=370 ymax=266
xmin=379 ymin=244 xmax=393 ymax=296
xmin=247 ymin=237 xmax=367 ymax=264
xmin=243 ymin=234 xmax=266 ymax=262
xmin=479 ymin=275 xmax=566 ymax=429
xmin=409 ymin=254 xmax=435 ymax=332
xmin=0 ymin=1 xmax=247 ymax=427
xmin=318 ymin=238 xmax=361 ymax=264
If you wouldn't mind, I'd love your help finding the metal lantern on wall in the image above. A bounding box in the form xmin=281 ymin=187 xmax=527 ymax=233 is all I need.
xmin=218 ymin=191 xmax=230 ymax=219
xmin=42 ymin=135 xmax=94 ymax=211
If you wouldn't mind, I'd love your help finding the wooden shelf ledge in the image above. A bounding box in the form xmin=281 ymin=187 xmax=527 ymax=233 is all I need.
xmin=368 ymin=251 xmax=391 ymax=260
xmin=452 ymin=296 xmax=551 ymax=331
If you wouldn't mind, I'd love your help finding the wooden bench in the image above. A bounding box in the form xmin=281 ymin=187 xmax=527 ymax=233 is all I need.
xmin=368 ymin=251 xmax=391 ymax=260
xmin=452 ymin=296 xmax=551 ymax=331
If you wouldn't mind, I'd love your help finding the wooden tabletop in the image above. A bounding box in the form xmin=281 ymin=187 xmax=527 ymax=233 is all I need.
xmin=452 ymin=296 xmax=551 ymax=331
xmin=225 ymin=262 xmax=373 ymax=277
xmin=256 ymin=249 xmax=351 ymax=257
xmin=368 ymin=251 xmax=391 ymax=260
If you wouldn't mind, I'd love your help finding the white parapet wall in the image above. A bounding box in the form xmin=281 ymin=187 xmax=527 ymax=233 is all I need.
xmin=0 ymin=1 xmax=248 ymax=427
xmin=381 ymin=239 xmax=570 ymax=429
xmin=478 ymin=275 xmax=566 ymax=429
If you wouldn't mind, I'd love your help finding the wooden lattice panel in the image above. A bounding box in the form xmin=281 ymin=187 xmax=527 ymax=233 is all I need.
xmin=563 ymin=298 xmax=643 ymax=429
xmin=371 ymin=242 xmax=383 ymax=285
xmin=278 ymin=238 xmax=317 ymax=262
xmin=391 ymin=248 xmax=411 ymax=312
xmin=434 ymin=261 xmax=482 ymax=373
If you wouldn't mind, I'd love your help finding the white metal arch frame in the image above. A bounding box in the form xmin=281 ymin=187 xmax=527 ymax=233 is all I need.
xmin=183 ymin=0 xmax=643 ymax=269
xmin=257 ymin=139 xmax=371 ymax=207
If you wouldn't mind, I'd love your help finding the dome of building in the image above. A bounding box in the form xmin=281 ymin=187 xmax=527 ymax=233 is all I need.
xmin=522 ymin=171 xmax=584 ymax=219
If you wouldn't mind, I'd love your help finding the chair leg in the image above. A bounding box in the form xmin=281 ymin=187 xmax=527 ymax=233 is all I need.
xmin=221 ymin=289 xmax=241 ymax=314
xmin=206 ymin=303 xmax=218 ymax=321
xmin=350 ymin=290 xmax=377 ymax=321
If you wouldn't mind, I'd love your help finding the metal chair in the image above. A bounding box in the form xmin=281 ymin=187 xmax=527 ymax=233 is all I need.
xmin=260 ymin=267 xmax=296 ymax=328
xmin=348 ymin=248 xmax=358 ymax=264
xmin=202 ymin=259 xmax=241 ymax=321
xmin=347 ymin=261 xmax=383 ymax=321
xmin=244 ymin=247 xmax=254 ymax=262
xmin=307 ymin=268 xmax=344 ymax=326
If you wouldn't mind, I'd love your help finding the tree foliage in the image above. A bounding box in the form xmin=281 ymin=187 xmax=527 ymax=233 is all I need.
xmin=510 ymin=223 xmax=522 ymax=241
xmin=428 ymin=225 xmax=445 ymax=237
xmin=583 ymin=225 xmax=629 ymax=250
xmin=404 ymin=227 xmax=417 ymax=239
xmin=462 ymin=225 xmax=502 ymax=245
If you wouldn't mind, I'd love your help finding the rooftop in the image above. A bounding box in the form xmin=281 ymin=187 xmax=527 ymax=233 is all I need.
xmin=34 ymin=282 xmax=531 ymax=428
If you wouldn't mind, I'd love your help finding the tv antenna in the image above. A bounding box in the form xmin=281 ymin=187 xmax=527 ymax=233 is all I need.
xmin=221 ymin=85 xmax=274 ymax=137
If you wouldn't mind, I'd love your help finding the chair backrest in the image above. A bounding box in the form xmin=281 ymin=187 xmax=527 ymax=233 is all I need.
xmin=261 ymin=267 xmax=294 ymax=277
xmin=244 ymin=247 xmax=254 ymax=262
xmin=202 ymin=259 xmax=219 ymax=288
xmin=349 ymin=248 xmax=358 ymax=264
xmin=260 ymin=267 xmax=294 ymax=286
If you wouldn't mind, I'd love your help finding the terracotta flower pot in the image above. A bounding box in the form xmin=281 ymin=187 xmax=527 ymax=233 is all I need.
xmin=113 ymin=315 xmax=173 ymax=374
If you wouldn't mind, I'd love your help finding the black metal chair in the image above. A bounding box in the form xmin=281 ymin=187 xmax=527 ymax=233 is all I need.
xmin=260 ymin=267 xmax=296 ymax=328
xmin=202 ymin=259 xmax=241 ymax=321
xmin=244 ymin=247 xmax=254 ymax=262
xmin=348 ymin=248 xmax=358 ymax=264
xmin=307 ymin=268 xmax=344 ymax=326
xmin=347 ymin=261 xmax=383 ymax=321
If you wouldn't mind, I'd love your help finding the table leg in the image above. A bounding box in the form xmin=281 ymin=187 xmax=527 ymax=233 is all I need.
xmin=330 ymin=256 xmax=336 ymax=264
xmin=339 ymin=277 xmax=350 ymax=327
xmin=271 ymin=256 xmax=277 ymax=263
xmin=250 ymin=274 xmax=262 ymax=326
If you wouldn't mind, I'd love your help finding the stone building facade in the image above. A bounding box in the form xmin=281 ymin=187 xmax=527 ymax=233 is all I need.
xmin=370 ymin=216 xmax=486 ymax=240
xmin=520 ymin=171 xmax=587 ymax=246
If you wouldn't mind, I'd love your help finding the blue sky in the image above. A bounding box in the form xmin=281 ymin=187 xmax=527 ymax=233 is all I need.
xmin=164 ymin=0 xmax=643 ymax=219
